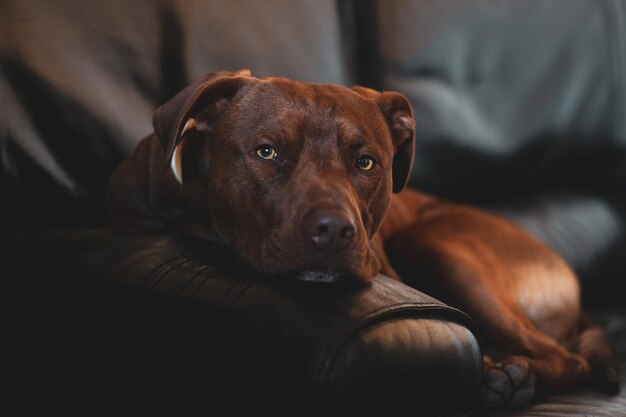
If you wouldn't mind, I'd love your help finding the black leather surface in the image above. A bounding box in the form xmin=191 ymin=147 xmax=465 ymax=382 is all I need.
xmin=7 ymin=228 xmax=482 ymax=413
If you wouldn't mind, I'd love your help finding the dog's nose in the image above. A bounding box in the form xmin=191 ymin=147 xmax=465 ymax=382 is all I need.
xmin=303 ymin=209 xmax=356 ymax=252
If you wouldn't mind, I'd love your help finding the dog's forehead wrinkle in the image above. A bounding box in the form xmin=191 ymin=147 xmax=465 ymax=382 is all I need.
xmin=242 ymin=81 xmax=381 ymax=147
xmin=267 ymin=79 xmax=371 ymax=117
xmin=300 ymin=131 xmax=342 ymax=172
xmin=336 ymin=115 xmax=363 ymax=137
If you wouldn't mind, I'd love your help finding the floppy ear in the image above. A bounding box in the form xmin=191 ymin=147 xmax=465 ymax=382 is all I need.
xmin=352 ymin=87 xmax=415 ymax=193
xmin=153 ymin=69 xmax=253 ymax=180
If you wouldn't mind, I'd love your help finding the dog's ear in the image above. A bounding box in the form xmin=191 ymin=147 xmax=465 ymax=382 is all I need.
xmin=153 ymin=69 xmax=253 ymax=180
xmin=352 ymin=87 xmax=415 ymax=193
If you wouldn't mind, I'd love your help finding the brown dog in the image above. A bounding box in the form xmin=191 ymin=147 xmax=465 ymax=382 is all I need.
xmin=106 ymin=69 xmax=620 ymax=408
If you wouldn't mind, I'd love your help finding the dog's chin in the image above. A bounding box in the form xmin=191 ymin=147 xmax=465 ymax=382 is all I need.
xmin=251 ymin=261 xmax=368 ymax=284
xmin=238 ymin=243 xmax=380 ymax=284
xmin=244 ymin=257 xmax=373 ymax=284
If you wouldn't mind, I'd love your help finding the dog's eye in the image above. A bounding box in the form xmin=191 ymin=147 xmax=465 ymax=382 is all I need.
xmin=356 ymin=155 xmax=376 ymax=171
xmin=255 ymin=145 xmax=278 ymax=160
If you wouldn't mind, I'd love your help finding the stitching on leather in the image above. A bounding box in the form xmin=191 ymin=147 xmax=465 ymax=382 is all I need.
xmin=315 ymin=300 xmax=480 ymax=386
xmin=215 ymin=279 xmax=254 ymax=307
xmin=312 ymin=278 xmax=480 ymax=385
xmin=141 ymin=252 xmax=186 ymax=288
xmin=226 ymin=281 xmax=254 ymax=307
xmin=147 ymin=256 xmax=192 ymax=291
xmin=316 ymin=302 xmax=474 ymax=385
xmin=217 ymin=279 xmax=246 ymax=306
xmin=188 ymin=272 xmax=216 ymax=297
xmin=178 ymin=264 xmax=215 ymax=295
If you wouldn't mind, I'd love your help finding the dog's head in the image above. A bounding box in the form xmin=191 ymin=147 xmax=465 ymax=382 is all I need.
xmin=154 ymin=70 xmax=414 ymax=282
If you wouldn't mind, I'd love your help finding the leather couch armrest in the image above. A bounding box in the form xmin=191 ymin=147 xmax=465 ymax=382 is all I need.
xmin=7 ymin=229 xmax=483 ymax=413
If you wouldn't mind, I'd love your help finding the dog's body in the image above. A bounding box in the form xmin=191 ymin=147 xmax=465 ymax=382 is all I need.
xmin=107 ymin=70 xmax=619 ymax=408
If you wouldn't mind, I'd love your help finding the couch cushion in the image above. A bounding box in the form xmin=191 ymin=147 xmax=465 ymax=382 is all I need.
xmin=376 ymin=0 xmax=626 ymax=188
xmin=0 ymin=0 xmax=350 ymax=229
xmin=373 ymin=0 xmax=626 ymax=302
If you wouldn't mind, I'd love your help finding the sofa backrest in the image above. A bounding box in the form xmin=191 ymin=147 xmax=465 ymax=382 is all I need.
xmin=0 ymin=0 xmax=351 ymax=228
xmin=369 ymin=0 xmax=626 ymax=298
xmin=371 ymin=0 xmax=626 ymax=199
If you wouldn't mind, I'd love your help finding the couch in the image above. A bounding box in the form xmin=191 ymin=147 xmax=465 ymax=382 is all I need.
xmin=2 ymin=1 xmax=625 ymax=415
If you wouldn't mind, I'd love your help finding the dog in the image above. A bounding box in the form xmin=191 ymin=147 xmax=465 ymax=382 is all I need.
xmin=106 ymin=69 xmax=620 ymax=408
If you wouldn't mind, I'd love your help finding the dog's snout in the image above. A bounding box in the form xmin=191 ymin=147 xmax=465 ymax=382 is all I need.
xmin=303 ymin=209 xmax=356 ymax=252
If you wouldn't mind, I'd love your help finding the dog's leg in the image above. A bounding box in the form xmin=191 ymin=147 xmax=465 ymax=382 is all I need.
xmin=482 ymin=313 xmax=619 ymax=405
xmin=380 ymin=194 xmax=614 ymax=407
xmin=387 ymin=226 xmax=594 ymax=407
xmin=576 ymin=313 xmax=621 ymax=394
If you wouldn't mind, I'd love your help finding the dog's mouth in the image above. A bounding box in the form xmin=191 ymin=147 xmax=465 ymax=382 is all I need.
xmin=235 ymin=232 xmax=378 ymax=283
xmin=293 ymin=270 xmax=346 ymax=284
xmin=239 ymin=245 xmax=370 ymax=282
xmin=248 ymin=248 xmax=376 ymax=284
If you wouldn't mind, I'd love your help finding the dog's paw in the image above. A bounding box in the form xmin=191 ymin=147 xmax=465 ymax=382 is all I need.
xmin=481 ymin=357 xmax=536 ymax=408
xmin=590 ymin=358 xmax=621 ymax=395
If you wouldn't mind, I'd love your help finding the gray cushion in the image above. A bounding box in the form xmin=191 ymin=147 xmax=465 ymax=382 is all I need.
xmin=374 ymin=0 xmax=626 ymax=299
